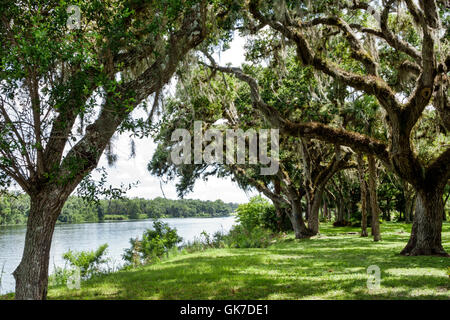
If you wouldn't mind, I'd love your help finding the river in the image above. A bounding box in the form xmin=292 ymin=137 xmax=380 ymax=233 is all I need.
xmin=0 ymin=216 xmax=236 ymax=294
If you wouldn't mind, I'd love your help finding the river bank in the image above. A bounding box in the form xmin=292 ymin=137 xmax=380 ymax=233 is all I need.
xmin=3 ymin=222 xmax=448 ymax=300
xmin=0 ymin=216 xmax=237 ymax=295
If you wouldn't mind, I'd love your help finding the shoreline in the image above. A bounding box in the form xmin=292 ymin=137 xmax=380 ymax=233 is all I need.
xmin=0 ymin=215 xmax=235 ymax=228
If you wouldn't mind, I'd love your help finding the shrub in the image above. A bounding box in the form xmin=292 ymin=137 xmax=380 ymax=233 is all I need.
xmin=48 ymin=265 xmax=75 ymax=287
xmin=235 ymin=196 xmax=284 ymax=232
xmin=198 ymin=230 xmax=227 ymax=249
xmin=225 ymin=224 xmax=276 ymax=248
xmin=123 ymin=220 xmax=182 ymax=266
xmin=259 ymin=205 xmax=292 ymax=232
xmin=182 ymin=230 xmax=227 ymax=253
xmin=62 ymin=244 xmax=109 ymax=279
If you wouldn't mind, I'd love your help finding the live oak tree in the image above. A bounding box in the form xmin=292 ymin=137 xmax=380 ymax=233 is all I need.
xmin=0 ymin=0 xmax=233 ymax=299
xmin=146 ymin=59 xmax=316 ymax=236
xmin=149 ymin=50 xmax=363 ymax=237
xmin=298 ymin=139 xmax=353 ymax=234
xmin=208 ymin=0 xmax=449 ymax=256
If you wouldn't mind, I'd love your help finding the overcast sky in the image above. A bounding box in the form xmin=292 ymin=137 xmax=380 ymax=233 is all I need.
xmin=92 ymin=35 xmax=258 ymax=204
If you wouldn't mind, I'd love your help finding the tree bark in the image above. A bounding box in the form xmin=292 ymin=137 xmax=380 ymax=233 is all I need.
xmin=273 ymin=200 xmax=291 ymax=232
xmin=443 ymin=192 xmax=449 ymax=221
xmin=367 ymin=155 xmax=381 ymax=241
xmin=289 ymin=198 xmax=314 ymax=239
xmin=13 ymin=191 xmax=67 ymax=299
xmin=307 ymin=187 xmax=324 ymax=235
xmin=405 ymin=193 xmax=416 ymax=223
xmin=356 ymin=154 xmax=368 ymax=237
xmin=401 ymin=188 xmax=449 ymax=256
xmin=336 ymin=199 xmax=345 ymax=224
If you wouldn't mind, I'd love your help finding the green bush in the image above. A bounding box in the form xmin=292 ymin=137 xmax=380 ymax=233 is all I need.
xmin=62 ymin=244 xmax=109 ymax=279
xmin=234 ymin=196 xmax=283 ymax=232
xmin=260 ymin=205 xmax=292 ymax=232
xmin=123 ymin=220 xmax=182 ymax=266
xmin=182 ymin=230 xmax=227 ymax=253
xmin=225 ymin=224 xmax=275 ymax=248
xmin=49 ymin=265 xmax=76 ymax=287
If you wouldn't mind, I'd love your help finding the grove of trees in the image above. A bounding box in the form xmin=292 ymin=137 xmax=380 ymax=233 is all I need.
xmin=0 ymin=0 xmax=448 ymax=300
xmin=0 ymin=193 xmax=236 ymax=225
xmin=149 ymin=0 xmax=449 ymax=255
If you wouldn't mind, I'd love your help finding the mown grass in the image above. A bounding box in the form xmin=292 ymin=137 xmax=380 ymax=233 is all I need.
xmin=4 ymin=222 xmax=450 ymax=300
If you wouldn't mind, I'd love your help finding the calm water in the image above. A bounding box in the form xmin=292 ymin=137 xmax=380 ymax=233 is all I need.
xmin=0 ymin=216 xmax=236 ymax=294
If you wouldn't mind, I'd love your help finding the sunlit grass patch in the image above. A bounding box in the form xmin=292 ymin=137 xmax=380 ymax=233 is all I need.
xmin=46 ymin=222 xmax=450 ymax=300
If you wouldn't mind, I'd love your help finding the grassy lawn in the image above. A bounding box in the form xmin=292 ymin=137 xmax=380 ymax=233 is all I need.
xmin=1 ymin=222 xmax=447 ymax=300
xmin=42 ymin=222 xmax=450 ymax=300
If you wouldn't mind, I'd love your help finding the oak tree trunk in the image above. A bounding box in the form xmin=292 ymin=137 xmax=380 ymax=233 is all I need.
xmin=289 ymin=200 xmax=314 ymax=239
xmin=356 ymin=155 xmax=368 ymax=237
xmin=405 ymin=195 xmax=413 ymax=223
xmin=273 ymin=201 xmax=291 ymax=232
xmin=307 ymin=188 xmax=323 ymax=235
xmin=13 ymin=192 xmax=66 ymax=299
xmin=443 ymin=192 xmax=449 ymax=221
xmin=336 ymin=200 xmax=345 ymax=224
xmin=367 ymin=155 xmax=381 ymax=241
xmin=401 ymin=189 xmax=448 ymax=256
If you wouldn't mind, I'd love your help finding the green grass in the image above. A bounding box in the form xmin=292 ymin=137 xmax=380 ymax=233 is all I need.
xmin=2 ymin=222 xmax=448 ymax=300
xmin=43 ymin=222 xmax=450 ymax=300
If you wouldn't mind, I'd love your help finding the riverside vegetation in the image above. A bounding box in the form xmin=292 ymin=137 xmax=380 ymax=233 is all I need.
xmin=0 ymin=0 xmax=449 ymax=300
xmin=0 ymin=193 xmax=238 ymax=226
xmin=2 ymin=197 xmax=448 ymax=300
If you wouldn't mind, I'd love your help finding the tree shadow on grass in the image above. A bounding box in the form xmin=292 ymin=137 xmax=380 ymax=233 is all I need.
xmin=47 ymin=223 xmax=450 ymax=300
xmin=48 ymin=242 xmax=449 ymax=300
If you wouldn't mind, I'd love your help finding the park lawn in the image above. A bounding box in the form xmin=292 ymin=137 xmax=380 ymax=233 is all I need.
xmin=17 ymin=222 xmax=450 ymax=300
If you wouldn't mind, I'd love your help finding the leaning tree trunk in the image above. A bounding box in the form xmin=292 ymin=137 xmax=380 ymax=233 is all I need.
xmin=273 ymin=201 xmax=291 ymax=232
xmin=289 ymin=199 xmax=314 ymax=239
xmin=13 ymin=191 xmax=67 ymax=299
xmin=401 ymin=188 xmax=448 ymax=256
xmin=307 ymin=188 xmax=323 ymax=235
xmin=367 ymin=155 xmax=381 ymax=241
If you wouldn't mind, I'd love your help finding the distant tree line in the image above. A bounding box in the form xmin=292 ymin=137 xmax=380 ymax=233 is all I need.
xmin=0 ymin=192 xmax=238 ymax=226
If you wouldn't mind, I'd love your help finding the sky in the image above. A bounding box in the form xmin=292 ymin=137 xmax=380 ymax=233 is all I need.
xmin=92 ymin=35 xmax=258 ymax=204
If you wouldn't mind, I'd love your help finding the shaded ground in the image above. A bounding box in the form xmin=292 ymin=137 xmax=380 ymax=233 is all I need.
xmin=6 ymin=222 xmax=450 ymax=300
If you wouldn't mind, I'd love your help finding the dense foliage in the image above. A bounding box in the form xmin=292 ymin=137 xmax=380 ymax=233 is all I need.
xmin=62 ymin=244 xmax=109 ymax=279
xmin=123 ymin=221 xmax=182 ymax=266
xmin=234 ymin=196 xmax=286 ymax=232
xmin=49 ymin=244 xmax=111 ymax=287
xmin=225 ymin=196 xmax=281 ymax=248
